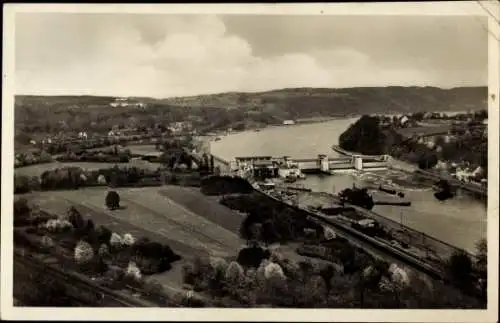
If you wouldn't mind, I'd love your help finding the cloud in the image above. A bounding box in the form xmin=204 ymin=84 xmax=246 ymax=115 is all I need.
xmin=15 ymin=13 xmax=487 ymax=98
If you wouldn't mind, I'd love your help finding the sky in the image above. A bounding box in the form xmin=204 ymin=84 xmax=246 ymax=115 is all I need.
xmin=15 ymin=13 xmax=488 ymax=98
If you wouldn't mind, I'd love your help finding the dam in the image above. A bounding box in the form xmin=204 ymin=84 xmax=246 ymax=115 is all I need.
xmin=210 ymin=153 xmax=390 ymax=177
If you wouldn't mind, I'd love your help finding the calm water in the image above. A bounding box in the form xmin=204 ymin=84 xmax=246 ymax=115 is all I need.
xmin=211 ymin=119 xmax=487 ymax=254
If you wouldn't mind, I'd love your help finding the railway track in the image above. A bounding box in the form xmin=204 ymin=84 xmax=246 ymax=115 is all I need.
xmin=255 ymin=188 xmax=446 ymax=280
xmin=14 ymin=250 xmax=151 ymax=307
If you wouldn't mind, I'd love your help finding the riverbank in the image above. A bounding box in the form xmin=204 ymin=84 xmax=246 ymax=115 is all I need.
xmin=332 ymin=145 xmax=486 ymax=197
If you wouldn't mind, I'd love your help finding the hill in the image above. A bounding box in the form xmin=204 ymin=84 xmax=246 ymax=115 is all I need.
xmin=14 ymin=86 xmax=487 ymax=145
xmin=161 ymin=86 xmax=487 ymax=116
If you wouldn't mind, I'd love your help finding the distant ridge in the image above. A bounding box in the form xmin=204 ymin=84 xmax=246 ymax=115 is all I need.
xmin=15 ymin=86 xmax=487 ymax=116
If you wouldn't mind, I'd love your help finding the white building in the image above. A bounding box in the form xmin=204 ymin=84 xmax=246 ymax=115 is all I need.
xmin=283 ymin=120 xmax=296 ymax=125
xmin=399 ymin=115 xmax=409 ymax=126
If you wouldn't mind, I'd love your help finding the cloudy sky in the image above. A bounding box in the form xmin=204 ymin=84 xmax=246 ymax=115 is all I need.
xmin=15 ymin=13 xmax=488 ymax=98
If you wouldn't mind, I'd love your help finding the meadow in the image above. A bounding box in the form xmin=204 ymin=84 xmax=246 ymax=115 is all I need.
xmin=21 ymin=186 xmax=246 ymax=291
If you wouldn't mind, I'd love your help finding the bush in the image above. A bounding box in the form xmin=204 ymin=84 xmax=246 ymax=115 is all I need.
xmin=44 ymin=219 xmax=73 ymax=233
xmin=14 ymin=197 xmax=30 ymax=216
xmin=418 ymin=152 xmax=439 ymax=170
xmin=110 ymin=232 xmax=124 ymax=248
xmin=96 ymin=226 xmax=112 ymax=245
xmin=74 ymin=240 xmax=94 ymax=264
xmin=263 ymin=262 xmax=286 ymax=280
xmin=225 ymin=261 xmax=245 ymax=286
xmin=41 ymin=235 xmax=55 ymax=250
xmin=78 ymin=256 xmax=109 ymax=275
xmin=68 ymin=207 xmax=85 ymax=230
xmin=131 ymin=240 xmax=181 ymax=274
xmin=122 ymin=233 xmax=136 ymax=246
xmin=125 ymin=261 xmax=143 ymax=281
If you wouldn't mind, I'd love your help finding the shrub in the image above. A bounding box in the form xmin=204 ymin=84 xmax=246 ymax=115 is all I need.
xmin=110 ymin=232 xmax=124 ymax=248
xmin=79 ymin=256 xmax=109 ymax=275
xmin=388 ymin=264 xmax=410 ymax=287
xmin=41 ymin=235 xmax=55 ymax=250
xmin=225 ymin=261 xmax=245 ymax=286
xmin=209 ymin=257 xmax=229 ymax=275
xmin=122 ymin=233 xmax=136 ymax=246
xmin=14 ymin=198 xmax=31 ymax=218
xmin=181 ymin=290 xmax=206 ymax=307
xmin=263 ymin=262 xmax=285 ymax=280
xmin=44 ymin=219 xmax=73 ymax=233
xmin=98 ymin=244 xmax=110 ymax=257
xmin=96 ymin=226 xmax=112 ymax=245
xmin=68 ymin=207 xmax=85 ymax=230
xmin=74 ymin=240 xmax=94 ymax=264
xmin=126 ymin=261 xmax=142 ymax=281
xmin=97 ymin=174 xmax=107 ymax=185
xmin=143 ymin=279 xmax=165 ymax=298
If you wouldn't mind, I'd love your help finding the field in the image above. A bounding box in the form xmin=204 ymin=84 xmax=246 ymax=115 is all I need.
xmin=20 ymin=186 xmax=246 ymax=290
xmin=126 ymin=145 xmax=162 ymax=156
xmin=395 ymin=125 xmax=451 ymax=139
xmin=86 ymin=144 xmax=162 ymax=157
xmin=15 ymin=161 xmax=160 ymax=177
xmin=158 ymin=186 xmax=246 ymax=234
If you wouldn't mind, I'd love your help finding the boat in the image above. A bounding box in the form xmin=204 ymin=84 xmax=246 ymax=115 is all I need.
xmin=378 ymin=185 xmax=397 ymax=195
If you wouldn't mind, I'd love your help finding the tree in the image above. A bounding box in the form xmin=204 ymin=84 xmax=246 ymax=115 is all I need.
xmin=74 ymin=240 xmax=94 ymax=264
xmin=105 ymin=191 xmax=120 ymax=210
xmin=21 ymin=273 xmax=73 ymax=306
xmin=448 ymin=250 xmax=473 ymax=289
xmin=417 ymin=151 xmax=439 ymax=170
xmin=14 ymin=198 xmax=30 ymax=218
xmin=338 ymin=115 xmax=388 ymax=155
xmin=475 ymin=238 xmax=487 ymax=302
xmin=475 ymin=238 xmax=487 ymax=277
xmin=68 ymin=207 xmax=85 ymax=230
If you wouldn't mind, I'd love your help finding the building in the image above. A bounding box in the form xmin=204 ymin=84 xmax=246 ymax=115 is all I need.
xmin=234 ymin=156 xmax=278 ymax=179
xmin=283 ymin=120 xmax=296 ymax=125
xmin=399 ymin=115 xmax=409 ymax=127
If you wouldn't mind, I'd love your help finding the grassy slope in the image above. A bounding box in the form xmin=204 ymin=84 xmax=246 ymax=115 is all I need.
xmin=161 ymin=86 xmax=487 ymax=114
xmin=25 ymin=187 xmax=243 ymax=258
xmin=158 ymin=186 xmax=245 ymax=234
xmin=24 ymin=186 xmax=248 ymax=293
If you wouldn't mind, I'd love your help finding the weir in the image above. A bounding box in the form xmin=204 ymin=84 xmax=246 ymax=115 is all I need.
xmin=210 ymin=152 xmax=389 ymax=175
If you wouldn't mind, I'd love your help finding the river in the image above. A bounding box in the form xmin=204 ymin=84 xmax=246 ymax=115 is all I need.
xmin=210 ymin=118 xmax=487 ymax=254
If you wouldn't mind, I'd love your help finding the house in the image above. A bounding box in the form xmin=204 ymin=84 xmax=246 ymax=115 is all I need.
xmin=283 ymin=120 xmax=296 ymax=125
xmin=399 ymin=115 xmax=409 ymax=127
xmin=108 ymin=130 xmax=120 ymax=137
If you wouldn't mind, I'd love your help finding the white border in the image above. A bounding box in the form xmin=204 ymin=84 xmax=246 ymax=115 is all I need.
xmin=2 ymin=2 xmax=499 ymax=322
